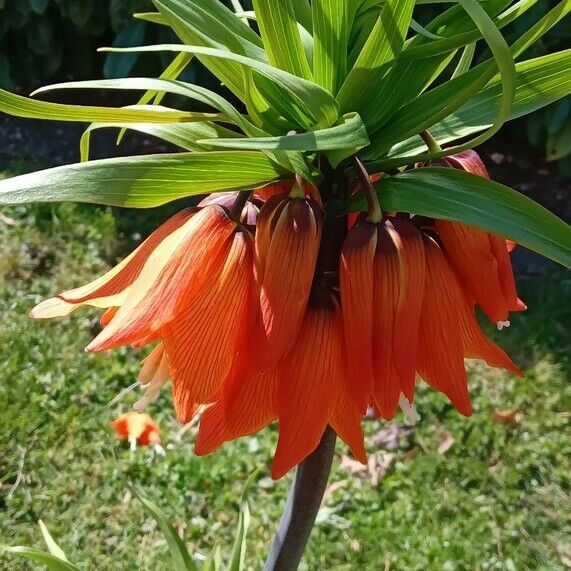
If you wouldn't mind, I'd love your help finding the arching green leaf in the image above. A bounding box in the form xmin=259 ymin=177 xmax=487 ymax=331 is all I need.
xmin=0 ymin=152 xmax=287 ymax=208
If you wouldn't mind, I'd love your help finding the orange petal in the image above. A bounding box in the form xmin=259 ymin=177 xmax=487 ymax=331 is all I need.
xmin=62 ymin=208 xmax=194 ymax=304
xmin=86 ymin=206 xmax=236 ymax=352
xmin=417 ymin=239 xmax=472 ymax=416
xmin=272 ymin=301 xmax=364 ymax=479
xmin=195 ymin=367 xmax=278 ymax=455
xmin=389 ymin=217 xmax=425 ymax=403
xmin=163 ymin=229 xmax=254 ymax=423
xmin=489 ymin=233 xmax=524 ymax=313
xmin=436 ymin=220 xmax=508 ymax=322
xmin=457 ymin=298 xmax=522 ymax=377
xmin=255 ymin=198 xmax=322 ymax=370
xmin=371 ymin=225 xmax=401 ymax=420
xmin=340 ymin=220 xmax=377 ymax=408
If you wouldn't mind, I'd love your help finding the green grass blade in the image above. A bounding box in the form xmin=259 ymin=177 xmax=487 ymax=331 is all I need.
xmin=0 ymin=88 xmax=218 ymax=124
xmin=199 ymin=112 xmax=368 ymax=152
xmin=337 ymin=0 xmax=415 ymax=123
xmin=1 ymin=547 xmax=80 ymax=571
xmin=135 ymin=492 xmax=198 ymax=571
xmin=347 ymin=168 xmax=571 ymax=268
xmin=0 ymin=152 xmax=287 ymax=208
xmin=227 ymin=502 xmax=251 ymax=571
xmin=253 ymin=0 xmax=312 ymax=80
xmin=38 ymin=521 xmax=69 ymax=562
xmin=100 ymin=45 xmax=339 ymax=128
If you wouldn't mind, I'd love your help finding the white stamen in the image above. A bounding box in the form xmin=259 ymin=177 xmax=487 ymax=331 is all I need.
xmin=496 ymin=320 xmax=511 ymax=331
xmin=399 ymin=393 xmax=420 ymax=425
xmin=128 ymin=435 xmax=137 ymax=452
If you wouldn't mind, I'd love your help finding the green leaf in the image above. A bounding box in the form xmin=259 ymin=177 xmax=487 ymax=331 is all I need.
xmin=33 ymin=78 xmax=312 ymax=178
xmin=81 ymin=121 xmax=243 ymax=161
xmin=350 ymin=168 xmax=571 ymax=268
xmin=0 ymin=88 xmax=219 ymax=124
xmin=227 ymin=501 xmax=250 ymax=571
xmin=151 ymin=0 xmax=264 ymax=100
xmin=202 ymin=546 xmax=222 ymax=571
xmin=32 ymin=78 xmax=255 ymax=136
xmin=291 ymin=0 xmax=313 ymax=32
xmin=337 ymin=0 xmax=415 ymax=122
xmin=135 ymin=492 xmax=198 ymax=571
xmin=1 ymin=546 xmax=80 ymax=571
xmin=312 ymin=0 xmax=354 ymax=94
xmin=253 ymin=0 xmax=312 ymax=79
xmin=365 ymin=1 xmax=571 ymax=165
xmin=383 ymin=50 xmax=571 ymax=161
xmin=364 ymin=0 xmax=515 ymax=158
xmin=100 ymin=45 xmax=340 ymax=128
xmin=0 ymin=152 xmax=287 ymax=208
xmin=451 ymin=42 xmax=476 ymax=79
xmin=359 ymin=0 xmax=515 ymax=134
xmin=38 ymin=521 xmax=69 ymax=562
xmin=133 ymin=12 xmax=168 ymax=25
xmin=199 ymin=112 xmax=369 ymax=153
xmin=116 ymin=52 xmax=193 ymax=144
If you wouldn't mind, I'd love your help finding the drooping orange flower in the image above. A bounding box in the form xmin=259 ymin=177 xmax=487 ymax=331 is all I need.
xmin=430 ymin=150 xmax=526 ymax=324
xmin=32 ymin=171 xmax=524 ymax=479
xmin=110 ymin=411 xmax=160 ymax=448
xmin=340 ymin=215 xmax=425 ymax=419
xmin=416 ymin=237 xmax=521 ymax=415
xmin=252 ymin=188 xmax=323 ymax=371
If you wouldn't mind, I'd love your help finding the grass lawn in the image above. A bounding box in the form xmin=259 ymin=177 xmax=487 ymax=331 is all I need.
xmin=0 ymin=163 xmax=569 ymax=570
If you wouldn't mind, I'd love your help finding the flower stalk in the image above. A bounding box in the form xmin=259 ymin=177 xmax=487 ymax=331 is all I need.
xmin=354 ymin=156 xmax=382 ymax=223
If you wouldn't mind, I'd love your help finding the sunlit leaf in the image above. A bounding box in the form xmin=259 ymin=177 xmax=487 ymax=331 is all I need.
xmin=0 ymin=152 xmax=287 ymax=208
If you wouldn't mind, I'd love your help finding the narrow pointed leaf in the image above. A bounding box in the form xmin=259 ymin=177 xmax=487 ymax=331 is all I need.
xmin=384 ymin=50 xmax=571 ymax=160
xmin=0 ymin=152 xmax=287 ymax=208
xmin=0 ymin=547 xmax=80 ymax=571
xmin=365 ymin=0 xmax=516 ymax=157
xmin=136 ymin=492 xmax=198 ymax=571
xmin=81 ymin=121 xmax=243 ymax=161
xmin=253 ymin=0 xmax=312 ymax=79
xmin=200 ymin=113 xmax=368 ymax=152
xmin=151 ymin=0 xmax=264 ymax=100
xmin=38 ymin=521 xmax=69 ymax=562
xmin=100 ymin=45 xmax=340 ymax=128
xmin=337 ymin=0 xmax=415 ymax=120
xmin=0 ymin=88 xmax=218 ymax=124
xmin=312 ymin=0 xmax=354 ymax=94
xmin=227 ymin=501 xmax=250 ymax=571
